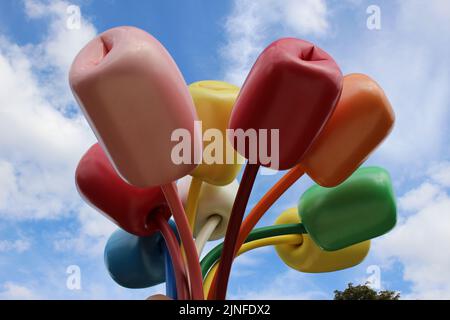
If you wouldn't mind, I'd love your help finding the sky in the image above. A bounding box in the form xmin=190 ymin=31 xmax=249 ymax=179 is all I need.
xmin=0 ymin=0 xmax=449 ymax=300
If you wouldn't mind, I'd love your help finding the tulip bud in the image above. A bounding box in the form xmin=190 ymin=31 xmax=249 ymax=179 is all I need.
xmin=178 ymin=176 xmax=238 ymax=240
xmin=70 ymin=26 xmax=201 ymax=187
xmin=76 ymin=143 xmax=170 ymax=236
xmin=104 ymin=221 xmax=179 ymax=289
xmin=105 ymin=229 xmax=163 ymax=288
xmin=189 ymin=81 xmax=243 ymax=185
xmin=275 ymin=208 xmax=370 ymax=273
xmin=299 ymin=167 xmax=397 ymax=251
xmin=301 ymin=74 xmax=395 ymax=187
xmin=229 ymin=38 xmax=343 ymax=170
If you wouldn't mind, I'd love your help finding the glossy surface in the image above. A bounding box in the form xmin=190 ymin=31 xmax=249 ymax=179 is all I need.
xmin=104 ymin=220 xmax=179 ymax=289
xmin=178 ymin=176 xmax=239 ymax=240
xmin=76 ymin=143 xmax=170 ymax=236
xmin=301 ymin=74 xmax=395 ymax=187
xmin=189 ymin=81 xmax=243 ymax=185
xmin=104 ymin=229 xmax=165 ymax=289
xmin=69 ymin=26 xmax=201 ymax=187
xmin=275 ymin=208 xmax=370 ymax=273
xmin=228 ymin=38 xmax=343 ymax=170
xmin=299 ymin=167 xmax=397 ymax=251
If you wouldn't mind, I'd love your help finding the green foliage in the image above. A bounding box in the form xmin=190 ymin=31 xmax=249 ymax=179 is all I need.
xmin=334 ymin=283 xmax=400 ymax=300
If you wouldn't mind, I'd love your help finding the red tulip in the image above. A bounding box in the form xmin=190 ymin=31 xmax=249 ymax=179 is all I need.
xmin=75 ymin=143 xmax=170 ymax=236
xmin=229 ymin=38 xmax=343 ymax=170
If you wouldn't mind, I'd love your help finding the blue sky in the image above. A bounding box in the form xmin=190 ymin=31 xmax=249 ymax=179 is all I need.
xmin=0 ymin=0 xmax=449 ymax=299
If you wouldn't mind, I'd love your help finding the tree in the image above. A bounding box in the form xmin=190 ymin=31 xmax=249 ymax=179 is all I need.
xmin=334 ymin=283 xmax=400 ymax=300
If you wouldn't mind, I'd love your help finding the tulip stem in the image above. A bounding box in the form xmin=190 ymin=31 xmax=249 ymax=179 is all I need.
xmin=203 ymin=234 xmax=303 ymax=297
xmin=200 ymin=222 xmax=307 ymax=277
xmin=237 ymin=164 xmax=304 ymax=254
xmin=195 ymin=215 xmax=222 ymax=256
xmin=161 ymin=182 xmax=205 ymax=300
xmin=154 ymin=212 xmax=190 ymax=300
xmin=212 ymin=162 xmax=260 ymax=300
xmin=208 ymin=164 xmax=304 ymax=299
xmin=185 ymin=177 xmax=203 ymax=231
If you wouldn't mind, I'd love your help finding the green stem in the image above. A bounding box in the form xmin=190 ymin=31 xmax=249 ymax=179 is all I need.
xmin=200 ymin=223 xmax=307 ymax=278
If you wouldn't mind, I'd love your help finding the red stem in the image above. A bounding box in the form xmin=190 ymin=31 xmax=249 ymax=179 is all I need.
xmin=154 ymin=212 xmax=189 ymax=300
xmin=161 ymin=182 xmax=204 ymax=300
xmin=213 ymin=163 xmax=260 ymax=299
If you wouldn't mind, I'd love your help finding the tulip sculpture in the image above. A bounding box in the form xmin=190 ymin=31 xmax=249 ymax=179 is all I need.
xmin=70 ymin=26 xmax=397 ymax=300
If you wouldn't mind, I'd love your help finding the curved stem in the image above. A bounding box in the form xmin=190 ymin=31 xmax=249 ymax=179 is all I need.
xmin=213 ymin=163 xmax=260 ymax=300
xmin=208 ymin=164 xmax=304 ymax=299
xmin=185 ymin=177 xmax=203 ymax=230
xmin=203 ymin=235 xmax=303 ymax=297
xmin=161 ymin=182 xmax=204 ymax=300
xmin=154 ymin=213 xmax=189 ymax=300
xmin=201 ymin=223 xmax=306 ymax=277
xmin=195 ymin=215 xmax=222 ymax=256
xmin=237 ymin=164 xmax=304 ymax=249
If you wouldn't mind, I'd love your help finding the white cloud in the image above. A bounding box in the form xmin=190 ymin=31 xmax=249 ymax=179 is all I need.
xmin=0 ymin=282 xmax=40 ymax=299
xmin=234 ymin=251 xmax=266 ymax=267
xmin=53 ymin=205 xmax=116 ymax=256
xmin=0 ymin=239 xmax=31 ymax=253
xmin=280 ymin=0 xmax=328 ymax=35
xmin=428 ymin=162 xmax=450 ymax=188
xmin=373 ymin=163 xmax=450 ymax=299
xmin=222 ymin=0 xmax=329 ymax=85
xmin=0 ymin=0 xmax=96 ymax=220
xmin=23 ymin=0 xmax=51 ymax=18
xmin=24 ymin=0 xmax=97 ymax=110
xmin=398 ymin=182 xmax=444 ymax=212
xmin=78 ymin=205 xmax=116 ymax=239
xmin=230 ymin=246 xmax=273 ymax=278
xmin=0 ymin=161 xmax=16 ymax=209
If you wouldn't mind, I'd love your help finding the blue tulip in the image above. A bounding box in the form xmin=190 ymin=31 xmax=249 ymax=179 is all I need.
xmin=104 ymin=220 xmax=178 ymax=289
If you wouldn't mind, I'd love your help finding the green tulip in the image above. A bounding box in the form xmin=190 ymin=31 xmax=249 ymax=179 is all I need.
xmin=299 ymin=167 xmax=396 ymax=251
